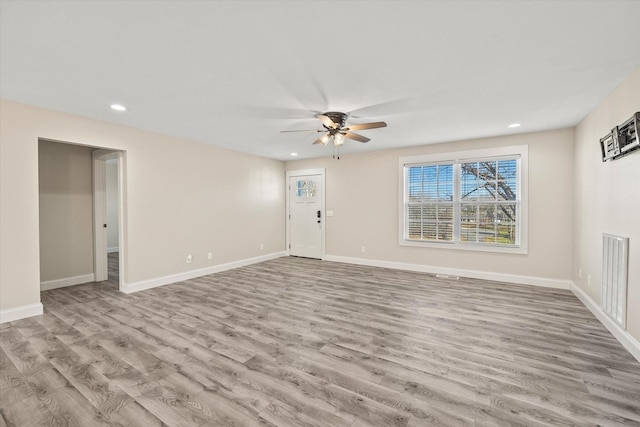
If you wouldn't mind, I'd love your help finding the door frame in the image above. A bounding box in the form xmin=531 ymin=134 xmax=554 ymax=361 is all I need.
xmin=93 ymin=149 xmax=126 ymax=291
xmin=286 ymin=168 xmax=326 ymax=260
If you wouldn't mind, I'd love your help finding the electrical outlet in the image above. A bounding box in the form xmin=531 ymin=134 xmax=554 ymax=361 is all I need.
xmin=260 ymin=243 xmax=264 ymax=250
xmin=186 ymin=254 xmax=192 ymax=264
xmin=207 ymin=252 xmax=213 ymax=260
xmin=578 ymin=268 xmax=582 ymax=279
xmin=361 ymin=246 xmax=366 ymax=254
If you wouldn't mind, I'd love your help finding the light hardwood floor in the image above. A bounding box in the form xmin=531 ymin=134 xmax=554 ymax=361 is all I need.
xmin=107 ymin=252 xmax=119 ymax=286
xmin=1 ymin=257 xmax=640 ymax=426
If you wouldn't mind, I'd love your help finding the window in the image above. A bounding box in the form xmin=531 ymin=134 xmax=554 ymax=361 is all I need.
xmin=399 ymin=146 xmax=528 ymax=254
xmin=406 ymin=164 xmax=454 ymax=241
xmin=295 ymin=179 xmax=317 ymax=198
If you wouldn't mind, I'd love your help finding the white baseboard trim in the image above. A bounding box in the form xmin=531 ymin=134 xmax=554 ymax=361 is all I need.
xmin=0 ymin=303 xmax=43 ymax=324
xmin=107 ymin=247 xmax=119 ymax=253
xmin=324 ymin=255 xmax=572 ymax=290
xmin=570 ymin=282 xmax=640 ymax=363
xmin=40 ymin=273 xmax=96 ymax=291
xmin=123 ymin=251 xmax=287 ymax=294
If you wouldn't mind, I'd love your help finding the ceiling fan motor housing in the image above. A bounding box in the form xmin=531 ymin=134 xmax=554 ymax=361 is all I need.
xmin=323 ymin=112 xmax=348 ymax=132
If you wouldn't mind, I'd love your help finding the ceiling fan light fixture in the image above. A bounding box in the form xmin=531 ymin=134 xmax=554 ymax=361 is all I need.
xmin=334 ymin=133 xmax=345 ymax=146
xmin=320 ymin=133 xmax=331 ymax=145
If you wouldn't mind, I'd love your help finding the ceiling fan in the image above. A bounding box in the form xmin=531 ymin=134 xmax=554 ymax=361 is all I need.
xmin=281 ymin=111 xmax=387 ymax=147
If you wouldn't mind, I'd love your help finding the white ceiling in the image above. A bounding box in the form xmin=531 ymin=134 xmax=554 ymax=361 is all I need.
xmin=2 ymin=1 xmax=640 ymax=161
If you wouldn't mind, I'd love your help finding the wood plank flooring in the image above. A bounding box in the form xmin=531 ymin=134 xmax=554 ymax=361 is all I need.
xmin=107 ymin=252 xmax=119 ymax=286
xmin=2 ymin=257 xmax=640 ymax=426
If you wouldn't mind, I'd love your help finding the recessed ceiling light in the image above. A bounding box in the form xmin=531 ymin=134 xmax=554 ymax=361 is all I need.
xmin=110 ymin=104 xmax=127 ymax=111
xmin=508 ymin=123 xmax=521 ymax=128
xmin=290 ymin=152 xmax=298 ymax=156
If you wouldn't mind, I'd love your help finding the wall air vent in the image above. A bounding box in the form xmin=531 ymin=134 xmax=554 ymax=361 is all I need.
xmin=602 ymin=234 xmax=629 ymax=328
xmin=601 ymin=112 xmax=640 ymax=162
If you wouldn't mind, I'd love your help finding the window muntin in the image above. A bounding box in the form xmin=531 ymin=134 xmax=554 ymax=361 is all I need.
xmin=401 ymin=147 xmax=526 ymax=253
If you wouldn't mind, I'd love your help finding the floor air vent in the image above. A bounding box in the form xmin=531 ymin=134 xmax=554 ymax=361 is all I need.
xmin=435 ymin=274 xmax=460 ymax=280
xmin=602 ymin=234 xmax=629 ymax=328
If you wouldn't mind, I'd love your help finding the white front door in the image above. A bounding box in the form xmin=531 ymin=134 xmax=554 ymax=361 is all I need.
xmin=289 ymin=174 xmax=322 ymax=259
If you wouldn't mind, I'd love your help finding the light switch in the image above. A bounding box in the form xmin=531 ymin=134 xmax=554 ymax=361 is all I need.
xmin=326 ymin=210 xmax=334 ymax=217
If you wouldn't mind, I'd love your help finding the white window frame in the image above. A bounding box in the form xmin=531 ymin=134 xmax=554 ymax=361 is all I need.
xmin=399 ymin=145 xmax=528 ymax=254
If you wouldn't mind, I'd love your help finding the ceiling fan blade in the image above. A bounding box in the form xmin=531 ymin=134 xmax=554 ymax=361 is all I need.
xmin=280 ymin=129 xmax=322 ymax=133
xmin=318 ymin=114 xmax=337 ymax=129
xmin=344 ymin=132 xmax=370 ymax=143
xmin=344 ymin=121 xmax=387 ymax=131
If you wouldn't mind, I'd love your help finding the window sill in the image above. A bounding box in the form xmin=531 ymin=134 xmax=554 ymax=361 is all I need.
xmin=399 ymin=239 xmax=528 ymax=254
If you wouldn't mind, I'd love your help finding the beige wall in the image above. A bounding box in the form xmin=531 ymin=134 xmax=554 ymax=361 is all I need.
xmin=0 ymin=99 xmax=285 ymax=312
xmin=286 ymin=128 xmax=575 ymax=282
xmin=106 ymin=160 xmax=119 ymax=250
xmin=38 ymin=140 xmax=94 ymax=283
xmin=574 ymin=67 xmax=640 ymax=341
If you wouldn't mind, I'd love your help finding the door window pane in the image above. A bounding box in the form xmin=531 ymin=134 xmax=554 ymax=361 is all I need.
xmin=296 ymin=179 xmax=316 ymax=198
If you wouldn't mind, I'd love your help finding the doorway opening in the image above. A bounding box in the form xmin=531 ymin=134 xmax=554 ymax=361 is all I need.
xmin=106 ymin=158 xmax=120 ymax=286
xmin=37 ymin=139 xmax=126 ymax=294
xmin=93 ymin=149 xmax=125 ymax=291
